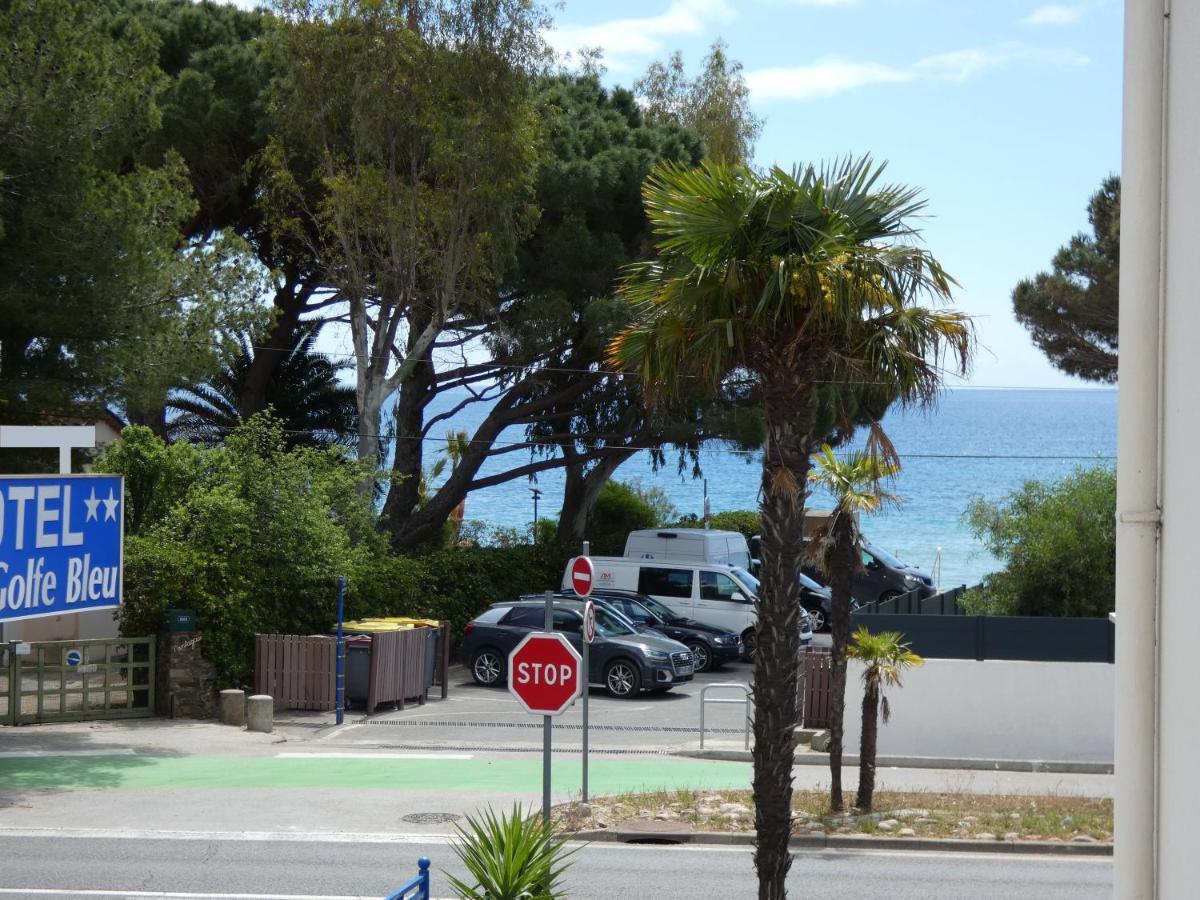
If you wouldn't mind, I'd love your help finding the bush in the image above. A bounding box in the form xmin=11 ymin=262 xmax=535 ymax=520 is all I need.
xmin=448 ymin=805 xmax=576 ymax=900
xmin=584 ymin=480 xmax=660 ymax=555
xmin=962 ymin=466 xmax=1115 ymax=617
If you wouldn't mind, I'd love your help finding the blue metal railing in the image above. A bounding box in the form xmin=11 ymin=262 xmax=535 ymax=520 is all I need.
xmin=384 ymin=857 xmax=430 ymax=900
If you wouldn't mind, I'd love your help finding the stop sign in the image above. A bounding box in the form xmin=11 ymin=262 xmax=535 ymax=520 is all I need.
xmin=570 ymin=556 xmax=594 ymax=598
xmin=508 ymin=632 xmax=583 ymax=716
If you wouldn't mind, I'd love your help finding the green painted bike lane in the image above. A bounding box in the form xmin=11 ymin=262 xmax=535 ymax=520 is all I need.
xmin=0 ymin=754 xmax=752 ymax=794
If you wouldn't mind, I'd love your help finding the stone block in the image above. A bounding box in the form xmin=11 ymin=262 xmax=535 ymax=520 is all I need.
xmin=246 ymin=694 xmax=273 ymax=733
xmin=219 ymin=689 xmax=246 ymax=727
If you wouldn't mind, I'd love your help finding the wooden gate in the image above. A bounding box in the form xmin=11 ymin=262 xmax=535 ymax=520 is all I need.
xmin=2 ymin=638 xmax=155 ymax=725
xmin=254 ymin=634 xmax=337 ymax=711
xmin=797 ymin=649 xmax=832 ymax=728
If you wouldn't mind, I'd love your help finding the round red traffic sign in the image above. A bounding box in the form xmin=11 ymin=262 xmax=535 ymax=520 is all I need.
xmin=508 ymin=632 xmax=583 ymax=716
xmin=570 ymin=556 xmax=594 ymax=598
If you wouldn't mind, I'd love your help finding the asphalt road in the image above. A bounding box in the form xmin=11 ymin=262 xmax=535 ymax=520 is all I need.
xmin=0 ymin=833 xmax=1112 ymax=899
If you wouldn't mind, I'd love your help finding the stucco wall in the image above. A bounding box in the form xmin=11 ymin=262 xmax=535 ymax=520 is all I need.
xmin=838 ymin=658 xmax=1113 ymax=763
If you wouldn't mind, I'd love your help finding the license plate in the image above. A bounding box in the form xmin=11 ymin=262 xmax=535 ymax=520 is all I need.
xmin=677 ymin=664 xmax=694 ymax=676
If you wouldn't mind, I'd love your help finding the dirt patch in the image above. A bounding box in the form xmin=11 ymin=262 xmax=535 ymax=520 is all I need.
xmin=553 ymin=789 xmax=1112 ymax=843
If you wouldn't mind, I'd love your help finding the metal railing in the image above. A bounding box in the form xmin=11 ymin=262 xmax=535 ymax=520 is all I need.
xmin=699 ymin=682 xmax=751 ymax=750
xmin=384 ymin=857 xmax=430 ymax=900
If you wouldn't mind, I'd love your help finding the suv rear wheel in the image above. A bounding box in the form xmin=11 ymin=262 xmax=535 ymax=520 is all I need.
xmin=604 ymin=659 xmax=641 ymax=698
xmin=470 ymin=648 xmax=504 ymax=686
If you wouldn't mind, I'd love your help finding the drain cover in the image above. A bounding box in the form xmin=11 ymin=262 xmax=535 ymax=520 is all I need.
xmin=402 ymin=812 xmax=462 ymax=824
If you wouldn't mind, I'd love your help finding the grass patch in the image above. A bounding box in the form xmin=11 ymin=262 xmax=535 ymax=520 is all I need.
xmin=552 ymin=788 xmax=1112 ymax=843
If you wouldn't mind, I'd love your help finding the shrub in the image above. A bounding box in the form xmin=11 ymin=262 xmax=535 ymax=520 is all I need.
xmin=447 ymin=805 xmax=576 ymax=900
xmin=584 ymin=480 xmax=660 ymax=555
xmin=962 ymin=466 xmax=1115 ymax=617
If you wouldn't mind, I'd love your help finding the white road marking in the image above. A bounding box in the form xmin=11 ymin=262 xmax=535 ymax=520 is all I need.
xmin=274 ymin=752 xmax=473 ymax=760
xmin=0 ymin=749 xmax=136 ymax=759
xmin=0 ymin=891 xmax=456 ymax=900
xmin=317 ymin=724 xmax=360 ymax=741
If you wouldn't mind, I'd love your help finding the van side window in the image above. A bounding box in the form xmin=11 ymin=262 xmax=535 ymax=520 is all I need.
xmin=700 ymin=571 xmax=744 ymax=602
xmin=638 ymin=567 xmax=693 ymax=598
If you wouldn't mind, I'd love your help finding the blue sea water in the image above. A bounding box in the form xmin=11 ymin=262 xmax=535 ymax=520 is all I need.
xmin=420 ymin=388 xmax=1118 ymax=588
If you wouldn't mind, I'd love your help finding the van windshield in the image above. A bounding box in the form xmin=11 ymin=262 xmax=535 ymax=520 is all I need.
xmin=730 ymin=567 xmax=759 ymax=597
xmin=729 ymin=550 xmax=751 ymax=569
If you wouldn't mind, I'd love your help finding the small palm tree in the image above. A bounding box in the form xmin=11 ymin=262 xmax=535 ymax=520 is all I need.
xmin=447 ymin=805 xmax=576 ymax=900
xmin=847 ymin=627 xmax=923 ymax=811
xmin=806 ymin=442 xmax=900 ymax=811
xmin=168 ymin=323 xmax=357 ymax=448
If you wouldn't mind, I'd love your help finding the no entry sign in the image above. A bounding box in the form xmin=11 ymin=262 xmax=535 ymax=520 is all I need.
xmin=508 ymin=632 xmax=583 ymax=716
xmin=570 ymin=556 xmax=594 ymax=598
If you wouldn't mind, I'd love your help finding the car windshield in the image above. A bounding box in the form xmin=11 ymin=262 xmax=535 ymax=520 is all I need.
xmin=864 ymin=543 xmax=906 ymax=569
xmin=798 ymin=572 xmax=826 ymax=591
xmin=730 ymin=567 xmax=760 ymax=596
xmin=594 ymin=606 xmax=635 ymax=637
xmin=634 ymin=595 xmax=679 ymax=622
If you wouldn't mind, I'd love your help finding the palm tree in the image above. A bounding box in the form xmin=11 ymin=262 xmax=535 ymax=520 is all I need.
xmin=806 ymin=443 xmax=900 ymax=812
xmin=608 ymin=157 xmax=972 ymax=899
xmin=847 ymin=627 xmax=923 ymax=811
xmin=168 ymin=323 xmax=357 ymax=448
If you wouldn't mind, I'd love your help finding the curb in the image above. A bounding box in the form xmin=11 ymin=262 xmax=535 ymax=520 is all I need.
xmin=675 ymin=749 xmax=1114 ymax=775
xmin=572 ymin=828 xmax=1112 ymax=857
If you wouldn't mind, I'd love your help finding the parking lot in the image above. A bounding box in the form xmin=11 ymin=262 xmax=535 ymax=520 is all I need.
xmin=343 ymin=633 xmax=831 ymax=754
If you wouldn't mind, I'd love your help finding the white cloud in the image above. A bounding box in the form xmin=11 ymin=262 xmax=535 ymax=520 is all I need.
xmin=1022 ymin=4 xmax=1086 ymax=26
xmin=746 ymin=42 xmax=1090 ymax=102
xmin=546 ymin=0 xmax=736 ymax=71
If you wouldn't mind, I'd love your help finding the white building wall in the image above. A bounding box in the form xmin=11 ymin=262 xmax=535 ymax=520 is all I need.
xmin=838 ymin=659 xmax=1113 ymax=764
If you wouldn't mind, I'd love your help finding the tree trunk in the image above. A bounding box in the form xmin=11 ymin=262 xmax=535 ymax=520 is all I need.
xmin=239 ymin=277 xmax=309 ymax=417
xmin=753 ymin=370 xmax=812 ymax=900
xmin=826 ymin=517 xmax=858 ymax=811
xmin=556 ymin=449 xmax=636 ymax=546
xmin=856 ymin=677 xmax=880 ymax=811
xmin=381 ymin=351 xmax=435 ymax=537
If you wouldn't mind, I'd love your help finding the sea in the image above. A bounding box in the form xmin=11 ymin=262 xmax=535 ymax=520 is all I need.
xmin=418 ymin=387 xmax=1118 ymax=588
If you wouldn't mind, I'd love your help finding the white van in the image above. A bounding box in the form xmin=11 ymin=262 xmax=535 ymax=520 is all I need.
xmin=624 ymin=528 xmax=752 ymax=570
xmin=562 ymin=556 xmax=811 ymax=653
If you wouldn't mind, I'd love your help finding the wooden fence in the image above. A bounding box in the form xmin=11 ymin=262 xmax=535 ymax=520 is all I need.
xmin=254 ymin=635 xmax=337 ymax=711
xmin=366 ymin=628 xmax=428 ymax=713
xmin=797 ymin=648 xmax=832 ymax=728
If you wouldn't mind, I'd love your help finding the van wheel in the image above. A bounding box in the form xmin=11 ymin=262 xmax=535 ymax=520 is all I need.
xmin=470 ymin=648 xmax=504 ymax=686
xmin=687 ymin=641 xmax=712 ymax=673
xmin=741 ymin=629 xmax=757 ymax=662
xmin=605 ymin=660 xmax=641 ymax=698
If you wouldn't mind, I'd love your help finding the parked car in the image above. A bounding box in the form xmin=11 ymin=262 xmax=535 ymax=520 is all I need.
xmin=560 ymin=588 xmax=744 ymax=673
xmin=460 ymin=598 xmax=695 ymax=698
xmin=798 ymin=573 xmax=833 ymax=632
xmin=561 ymin=556 xmax=810 ymax=658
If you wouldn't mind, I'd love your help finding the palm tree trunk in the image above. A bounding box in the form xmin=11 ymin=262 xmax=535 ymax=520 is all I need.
xmin=753 ymin=371 xmax=811 ymax=900
xmin=826 ymin=520 xmax=857 ymax=811
xmin=856 ymin=676 xmax=880 ymax=811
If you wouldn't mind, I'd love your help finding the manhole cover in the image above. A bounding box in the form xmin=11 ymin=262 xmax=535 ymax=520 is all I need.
xmin=402 ymin=812 xmax=462 ymax=824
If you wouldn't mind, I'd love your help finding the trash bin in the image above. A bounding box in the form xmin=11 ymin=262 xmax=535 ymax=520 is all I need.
xmin=344 ymin=635 xmax=372 ymax=707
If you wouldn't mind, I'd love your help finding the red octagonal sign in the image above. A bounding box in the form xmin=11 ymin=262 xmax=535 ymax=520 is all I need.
xmin=508 ymin=632 xmax=583 ymax=716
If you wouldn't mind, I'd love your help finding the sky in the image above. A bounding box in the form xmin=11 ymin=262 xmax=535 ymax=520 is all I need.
xmin=225 ymin=0 xmax=1124 ymax=389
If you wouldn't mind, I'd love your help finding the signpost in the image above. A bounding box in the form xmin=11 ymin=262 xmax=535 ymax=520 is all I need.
xmin=508 ymin=624 xmax=583 ymax=824
xmin=574 ymin=545 xmax=595 ymax=803
xmin=0 ymin=474 xmax=124 ymax=624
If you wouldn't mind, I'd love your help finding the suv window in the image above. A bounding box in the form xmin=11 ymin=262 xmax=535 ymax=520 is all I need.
xmin=500 ymin=607 xmax=543 ymax=628
xmin=700 ymin=571 xmax=746 ymax=602
xmin=638 ymin=567 xmax=693 ymax=599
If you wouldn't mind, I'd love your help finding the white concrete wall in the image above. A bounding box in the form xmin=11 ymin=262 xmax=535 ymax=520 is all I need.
xmin=838 ymin=658 xmax=1113 ymax=763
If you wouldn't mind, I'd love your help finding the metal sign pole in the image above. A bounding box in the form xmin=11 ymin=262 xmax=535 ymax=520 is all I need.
xmin=581 ymin=541 xmax=591 ymax=804
xmin=543 ymin=589 xmax=553 ymax=826
xmin=336 ymin=576 xmax=346 ymax=726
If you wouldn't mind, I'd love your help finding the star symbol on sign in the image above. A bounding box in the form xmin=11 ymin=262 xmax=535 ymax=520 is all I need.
xmin=102 ymin=488 xmax=120 ymax=523
xmin=84 ymin=488 xmax=101 ymax=522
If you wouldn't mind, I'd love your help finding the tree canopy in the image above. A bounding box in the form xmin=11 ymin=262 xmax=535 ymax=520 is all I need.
xmin=963 ymin=466 xmax=1116 ymax=617
xmin=1012 ymin=176 xmax=1119 ymax=382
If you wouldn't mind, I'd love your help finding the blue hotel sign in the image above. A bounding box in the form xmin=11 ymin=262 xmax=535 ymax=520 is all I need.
xmin=0 ymin=474 xmax=123 ymax=623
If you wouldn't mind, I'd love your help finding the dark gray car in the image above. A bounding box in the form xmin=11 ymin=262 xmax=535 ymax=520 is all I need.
xmin=460 ymin=598 xmax=695 ymax=698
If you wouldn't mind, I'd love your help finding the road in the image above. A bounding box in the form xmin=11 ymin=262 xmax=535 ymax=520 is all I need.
xmin=0 ymin=832 xmax=1111 ymax=899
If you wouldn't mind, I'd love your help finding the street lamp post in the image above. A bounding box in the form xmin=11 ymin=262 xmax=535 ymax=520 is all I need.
xmin=530 ymin=487 xmax=542 ymax=542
